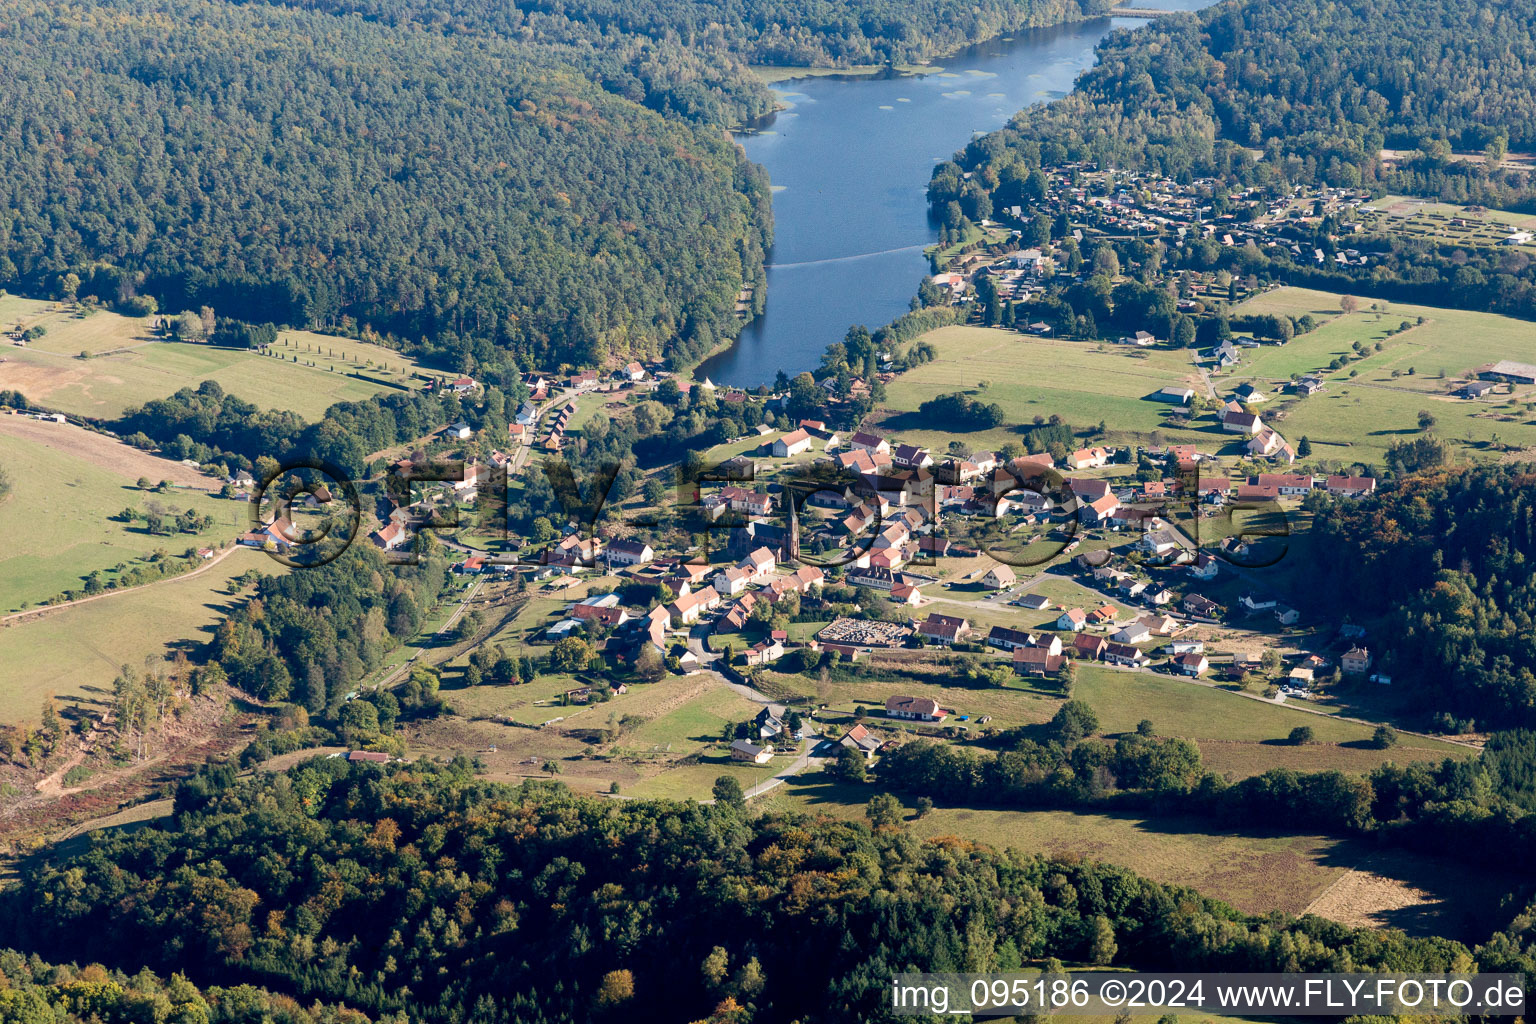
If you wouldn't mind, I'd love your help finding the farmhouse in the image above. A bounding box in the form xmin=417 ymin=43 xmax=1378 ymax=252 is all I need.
xmin=1103 ymin=642 xmax=1145 ymax=667
xmin=1326 ymin=476 xmax=1376 ymax=498
xmin=1255 ymin=473 xmax=1315 ymax=496
xmin=1139 ymin=529 xmax=1184 ymax=557
xmin=1110 ymin=621 xmax=1151 ymax=645
xmin=885 ymin=695 xmax=946 ymax=722
xmin=739 ymin=546 xmax=777 ymax=582
xmin=1341 ymin=647 xmax=1373 ymax=675
xmin=369 ymin=521 xmax=408 ymax=552
xmin=847 ymin=565 xmax=898 ymax=591
xmin=839 ymin=723 xmax=883 ymax=758
xmin=666 ymin=585 xmax=721 ymax=625
xmin=1066 ymin=447 xmax=1111 ymax=470
xmin=1080 ymin=494 xmax=1121 ymax=524
xmin=917 ymin=613 xmax=971 ymax=645
xmin=1459 ymin=380 xmax=1498 ymax=399
xmin=985 ymin=627 xmax=1035 ymax=653
xmin=713 ymin=566 xmax=751 ymax=596
xmin=1175 ymin=653 xmax=1210 ymax=676
xmin=1087 ymin=604 xmax=1119 ymax=626
xmin=544 ymin=534 xmax=601 ymax=567
xmin=1072 ymin=633 xmax=1107 ymax=660
xmin=1069 ymin=477 xmax=1113 ymax=502
xmin=1246 ymin=428 xmax=1289 ymax=459
xmin=1057 ymin=608 xmax=1087 ymax=631
xmin=572 ymin=603 xmax=628 ymax=628
xmin=772 ymin=428 xmax=813 ymax=458
xmin=1222 ymin=409 xmax=1263 ymax=435
xmin=744 ymin=640 xmax=785 ymax=666
xmin=1293 ymin=376 xmax=1325 ymax=395
xmin=850 ymin=431 xmax=890 ymax=454
xmin=891 ymin=443 xmax=933 ymax=469
xmin=1153 ymin=386 xmax=1194 ymax=404
xmin=606 ymin=538 xmax=655 ymax=568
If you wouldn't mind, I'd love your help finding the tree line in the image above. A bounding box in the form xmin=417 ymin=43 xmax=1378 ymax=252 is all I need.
xmin=0 ymin=759 xmax=1480 ymax=1024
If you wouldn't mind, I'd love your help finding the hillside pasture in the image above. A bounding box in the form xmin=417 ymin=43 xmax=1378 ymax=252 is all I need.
xmin=0 ymin=426 xmax=244 ymax=611
xmin=0 ymin=547 xmax=274 ymax=726
xmin=1073 ymin=666 xmax=1467 ymax=776
xmin=2 ymin=302 xmax=421 ymax=420
xmin=1230 ymin=288 xmax=1536 ymax=462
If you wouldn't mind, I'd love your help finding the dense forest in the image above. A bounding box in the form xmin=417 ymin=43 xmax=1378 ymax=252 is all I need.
xmin=1307 ymin=466 xmax=1536 ymax=730
xmin=209 ymin=541 xmax=449 ymax=714
xmin=0 ymin=0 xmax=766 ymax=375
xmin=0 ymin=949 xmax=378 ymax=1024
xmin=0 ymin=0 xmax=1112 ymax=376
xmin=0 ymin=760 xmax=1479 ymax=1024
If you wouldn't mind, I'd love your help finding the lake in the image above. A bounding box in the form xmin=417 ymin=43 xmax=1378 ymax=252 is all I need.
xmin=696 ymin=2 xmax=1216 ymax=388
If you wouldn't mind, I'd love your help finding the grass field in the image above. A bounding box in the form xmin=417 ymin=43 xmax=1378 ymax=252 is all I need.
xmin=0 ymin=427 xmax=244 ymax=611
xmin=1073 ymin=666 xmax=1466 ymax=776
xmin=624 ymin=685 xmax=762 ymax=754
xmin=2 ymin=300 xmax=423 ymax=420
xmin=879 ymin=295 xmax=1536 ymax=463
xmin=775 ymin=774 xmax=1514 ymax=937
xmin=1229 ymin=288 xmax=1536 ymax=462
xmin=879 ymin=325 xmax=1208 ymax=450
xmin=0 ymin=547 xmax=275 ymax=725
xmin=413 ymin=673 xmax=775 ymax=800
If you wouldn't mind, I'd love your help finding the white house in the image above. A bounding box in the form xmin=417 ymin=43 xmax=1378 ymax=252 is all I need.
xmin=1056 ymin=608 xmax=1087 ymax=631
xmin=772 ymin=428 xmax=813 ymax=458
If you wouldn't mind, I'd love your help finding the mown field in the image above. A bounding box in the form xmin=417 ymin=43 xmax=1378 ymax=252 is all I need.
xmin=1073 ymin=666 xmax=1467 ymax=777
xmin=879 ymin=325 xmax=1209 ymax=450
xmin=876 ymin=292 xmax=1536 ymax=464
xmin=0 ymin=547 xmax=274 ymax=725
xmin=1 ymin=298 xmax=423 ymax=420
xmin=1228 ymin=288 xmax=1536 ymax=463
xmin=773 ymin=774 xmax=1515 ymax=938
xmin=0 ymin=424 xmax=244 ymax=611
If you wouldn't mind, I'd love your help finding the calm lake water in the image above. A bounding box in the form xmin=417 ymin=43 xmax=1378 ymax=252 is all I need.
xmin=697 ymin=2 xmax=1216 ymax=388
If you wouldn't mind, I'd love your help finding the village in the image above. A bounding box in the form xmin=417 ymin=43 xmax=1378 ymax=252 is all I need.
xmin=344 ymin=381 xmax=1395 ymax=778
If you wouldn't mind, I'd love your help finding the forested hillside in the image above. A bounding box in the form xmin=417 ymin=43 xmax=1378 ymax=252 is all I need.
xmin=938 ymin=0 xmax=1536 ymax=210
xmin=0 ymin=0 xmax=769 ymax=374
xmin=0 ymin=0 xmax=1107 ymax=377
xmin=1 ymin=760 xmax=1475 ymax=1024
xmin=1308 ymin=466 xmax=1536 ymax=730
